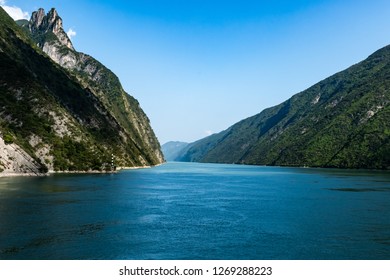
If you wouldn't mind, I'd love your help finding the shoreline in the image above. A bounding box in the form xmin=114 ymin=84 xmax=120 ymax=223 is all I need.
xmin=2 ymin=161 xmax=389 ymax=177
xmin=0 ymin=172 xmax=48 ymax=178
xmin=0 ymin=163 xmax=166 ymax=178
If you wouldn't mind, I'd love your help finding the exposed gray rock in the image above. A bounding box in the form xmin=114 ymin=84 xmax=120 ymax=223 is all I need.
xmin=29 ymin=8 xmax=74 ymax=50
xmin=42 ymin=42 xmax=77 ymax=68
xmin=0 ymin=135 xmax=42 ymax=176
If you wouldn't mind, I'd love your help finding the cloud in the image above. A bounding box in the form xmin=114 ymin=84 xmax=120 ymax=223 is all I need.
xmin=67 ymin=28 xmax=77 ymax=40
xmin=1 ymin=1 xmax=29 ymax=20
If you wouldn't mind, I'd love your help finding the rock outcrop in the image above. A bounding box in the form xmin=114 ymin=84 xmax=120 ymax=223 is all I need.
xmin=29 ymin=8 xmax=74 ymax=50
xmin=0 ymin=135 xmax=43 ymax=176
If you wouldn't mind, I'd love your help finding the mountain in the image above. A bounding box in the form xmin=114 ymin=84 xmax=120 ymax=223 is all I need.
xmin=0 ymin=7 xmax=163 ymax=175
xmin=175 ymin=45 xmax=390 ymax=169
xmin=23 ymin=8 xmax=164 ymax=165
xmin=161 ymin=141 xmax=189 ymax=161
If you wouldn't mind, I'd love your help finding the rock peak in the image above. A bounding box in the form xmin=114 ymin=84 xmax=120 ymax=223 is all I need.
xmin=29 ymin=7 xmax=74 ymax=50
xmin=30 ymin=8 xmax=46 ymax=30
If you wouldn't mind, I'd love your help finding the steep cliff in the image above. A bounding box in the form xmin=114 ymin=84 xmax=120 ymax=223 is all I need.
xmin=19 ymin=8 xmax=164 ymax=166
xmin=0 ymin=7 xmax=163 ymax=175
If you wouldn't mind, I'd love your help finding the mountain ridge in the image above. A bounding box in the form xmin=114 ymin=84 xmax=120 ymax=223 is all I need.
xmin=161 ymin=141 xmax=189 ymax=161
xmin=175 ymin=44 xmax=390 ymax=169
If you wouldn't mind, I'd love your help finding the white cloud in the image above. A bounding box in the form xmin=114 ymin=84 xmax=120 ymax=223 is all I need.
xmin=67 ymin=28 xmax=77 ymax=40
xmin=1 ymin=1 xmax=29 ymax=20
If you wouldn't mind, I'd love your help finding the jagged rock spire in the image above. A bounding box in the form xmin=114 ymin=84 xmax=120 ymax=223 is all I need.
xmin=29 ymin=8 xmax=74 ymax=50
xmin=30 ymin=8 xmax=45 ymax=30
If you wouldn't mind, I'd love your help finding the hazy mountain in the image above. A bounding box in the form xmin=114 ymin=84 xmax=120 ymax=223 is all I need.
xmin=175 ymin=45 xmax=390 ymax=169
xmin=161 ymin=141 xmax=189 ymax=161
xmin=0 ymin=7 xmax=163 ymax=175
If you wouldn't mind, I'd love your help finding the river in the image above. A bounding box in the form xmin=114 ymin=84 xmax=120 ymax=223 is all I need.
xmin=0 ymin=162 xmax=389 ymax=259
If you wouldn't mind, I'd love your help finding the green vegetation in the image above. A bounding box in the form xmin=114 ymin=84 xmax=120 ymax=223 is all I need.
xmin=69 ymin=53 xmax=163 ymax=165
xmin=3 ymin=133 xmax=13 ymax=144
xmin=0 ymin=7 xmax=163 ymax=173
xmin=52 ymin=137 xmax=101 ymax=171
xmin=176 ymin=45 xmax=390 ymax=169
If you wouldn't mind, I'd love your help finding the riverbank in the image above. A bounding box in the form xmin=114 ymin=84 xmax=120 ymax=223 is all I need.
xmin=0 ymin=172 xmax=47 ymax=178
xmin=0 ymin=163 xmax=165 ymax=178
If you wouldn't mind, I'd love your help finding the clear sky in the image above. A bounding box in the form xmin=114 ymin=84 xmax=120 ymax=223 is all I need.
xmin=2 ymin=0 xmax=390 ymax=144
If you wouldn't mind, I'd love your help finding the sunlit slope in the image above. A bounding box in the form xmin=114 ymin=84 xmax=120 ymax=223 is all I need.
xmin=176 ymin=45 xmax=390 ymax=169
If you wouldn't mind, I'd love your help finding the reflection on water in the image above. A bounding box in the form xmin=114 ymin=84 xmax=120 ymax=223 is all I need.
xmin=0 ymin=162 xmax=389 ymax=260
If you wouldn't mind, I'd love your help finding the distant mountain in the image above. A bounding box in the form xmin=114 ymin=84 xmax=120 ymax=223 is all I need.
xmin=175 ymin=45 xmax=390 ymax=169
xmin=0 ymin=7 xmax=163 ymax=175
xmin=161 ymin=141 xmax=188 ymax=161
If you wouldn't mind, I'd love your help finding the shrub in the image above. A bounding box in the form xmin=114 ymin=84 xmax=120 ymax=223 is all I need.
xmin=3 ymin=133 xmax=13 ymax=144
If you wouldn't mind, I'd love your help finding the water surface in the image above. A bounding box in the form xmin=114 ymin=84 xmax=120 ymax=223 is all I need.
xmin=0 ymin=162 xmax=389 ymax=259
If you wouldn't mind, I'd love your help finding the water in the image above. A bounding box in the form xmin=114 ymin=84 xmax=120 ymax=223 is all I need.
xmin=0 ymin=162 xmax=389 ymax=260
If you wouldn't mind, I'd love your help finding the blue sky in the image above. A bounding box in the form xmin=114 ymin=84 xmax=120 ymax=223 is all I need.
xmin=2 ymin=0 xmax=390 ymax=144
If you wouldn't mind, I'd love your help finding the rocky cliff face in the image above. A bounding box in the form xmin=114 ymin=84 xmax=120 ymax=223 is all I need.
xmin=0 ymin=7 xmax=163 ymax=176
xmin=22 ymin=8 xmax=78 ymax=69
xmin=29 ymin=8 xmax=74 ymax=50
xmin=0 ymin=135 xmax=43 ymax=176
